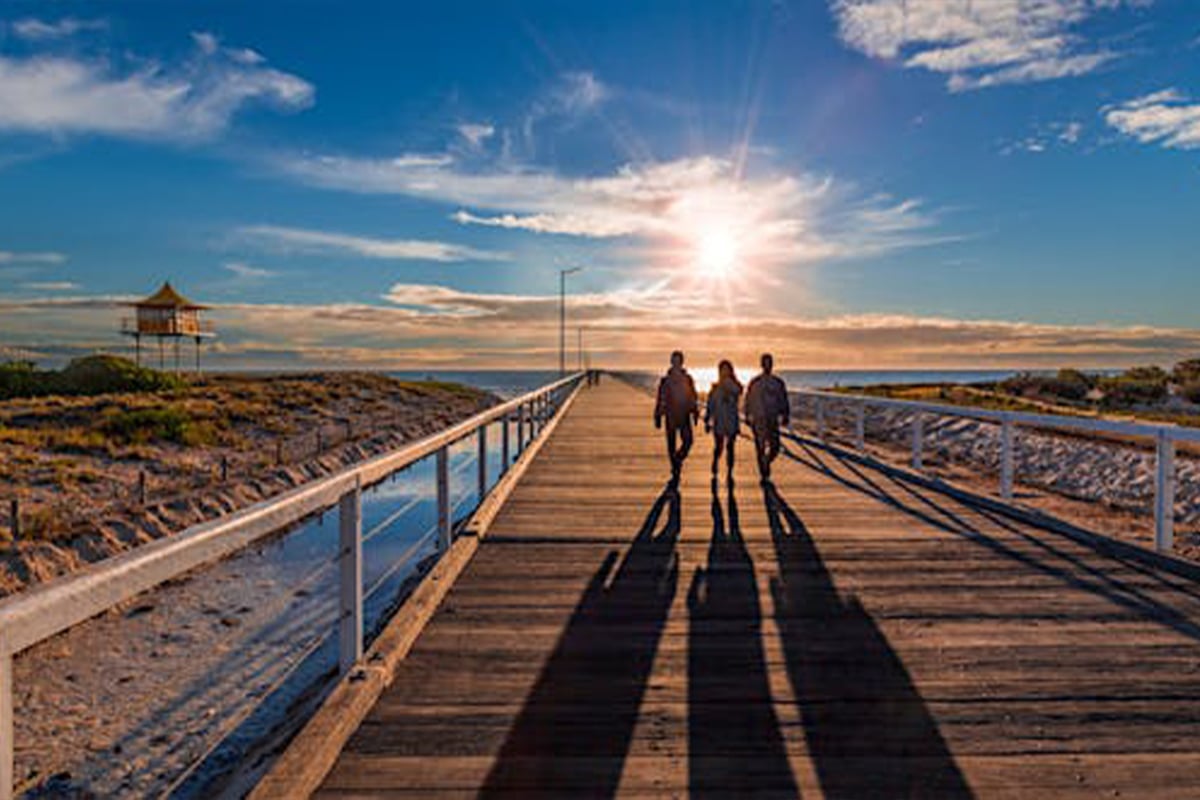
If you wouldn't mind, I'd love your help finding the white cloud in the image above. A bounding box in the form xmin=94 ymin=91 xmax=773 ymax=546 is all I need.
xmin=831 ymin=0 xmax=1142 ymax=91
xmin=11 ymin=17 xmax=107 ymax=41
xmin=20 ymin=281 xmax=79 ymax=291
xmin=223 ymin=261 xmax=277 ymax=279
xmin=4 ymin=288 xmax=1198 ymax=369
xmin=0 ymin=31 xmax=313 ymax=141
xmin=236 ymin=224 xmax=511 ymax=262
xmin=278 ymin=152 xmax=940 ymax=266
xmin=556 ymin=72 xmax=608 ymax=114
xmin=0 ymin=250 xmax=66 ymax=264
xmin=456 ymin=122 xmax=495 ymax=148
xmin=1104 ymin=88 xmax=1200 ymax=149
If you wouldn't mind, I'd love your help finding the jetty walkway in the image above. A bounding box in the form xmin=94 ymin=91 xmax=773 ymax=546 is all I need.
xmin=284 ymin=378 xmax=1200 ymax=798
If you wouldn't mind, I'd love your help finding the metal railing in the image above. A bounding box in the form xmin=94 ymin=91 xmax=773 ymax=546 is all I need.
xmin=791 ymin=388 xmax=1199 ymax=555
xmin=0 ymin=373 xmax=584 ymax=800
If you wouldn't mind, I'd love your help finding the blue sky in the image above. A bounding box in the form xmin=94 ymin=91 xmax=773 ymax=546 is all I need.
xmin=1 ymin=0 xmax=1198 ymax=368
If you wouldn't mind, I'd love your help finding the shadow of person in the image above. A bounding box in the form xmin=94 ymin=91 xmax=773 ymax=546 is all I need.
xmin=763 ymin=481 xmax=974 ymax=799
xmin=688 ymin=479 xmax=799 ymax=797
xmin=480 ymin=483 xmax=681 ymax=798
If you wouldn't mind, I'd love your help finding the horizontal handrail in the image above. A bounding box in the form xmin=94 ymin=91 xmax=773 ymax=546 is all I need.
xmin=794 ymin=387 xmax=1200 ymax=443
xmin=0 ymin=372 xmax=583 ymax=657
xmin=791 ymin=385 xmax=1183 ymax=557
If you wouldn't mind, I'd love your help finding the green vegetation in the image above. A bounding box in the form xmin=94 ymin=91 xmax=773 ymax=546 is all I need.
xmin=100 ymin=406 xmax=218 ymax=446
xmin=0 ymin=355 xmax=184 ymax=400
xmin=844 ymin=358 xmax=1200 ymax=429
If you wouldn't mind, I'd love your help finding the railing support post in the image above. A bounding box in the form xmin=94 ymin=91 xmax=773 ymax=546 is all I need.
xmin=911 ymin=413 xmax=924 ymax=471
xmin=502 ymin=414 xmax=511 ymax=468
xmin=1000 ymin=415 xmax=1015 ymax=501
xmin=477 ymin=425 xmax=488 ymax=499
xmin=855 ymin=402 xmax=866 ymax=451
xmin=436 ymin=446 xmax=451 ymax=551
xmin=1 ymin=638 xmax=11 ymax=800
xmin=815 ymin=396 xmax=826 ymax=440
xmin=338 ymin=477 xmax=363 ymax=675
xmin=517 ymin=404 xmax=526 ymax=452
xmin=1156 ymin=430 xmax=1176 ymax=553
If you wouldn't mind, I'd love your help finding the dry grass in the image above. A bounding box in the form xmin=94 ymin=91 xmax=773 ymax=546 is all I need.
xmin=0 ymin=372 xmax=492 ymax=549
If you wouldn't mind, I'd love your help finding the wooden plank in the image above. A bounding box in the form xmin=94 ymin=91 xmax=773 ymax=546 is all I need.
xmin=307 ymin=379 xmax=1200 ymax=799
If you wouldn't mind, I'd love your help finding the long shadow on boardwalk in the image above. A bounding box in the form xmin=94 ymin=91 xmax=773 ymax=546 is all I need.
xmin=764 ymin=482 xmax=974 ymax=799
xmin=479 ymin=485 xmax=681 ymax=797
xmin=786 ymin=441 xmax=1200 ymax=644
xmin=689 ymin=479 xmax=799 ymax=797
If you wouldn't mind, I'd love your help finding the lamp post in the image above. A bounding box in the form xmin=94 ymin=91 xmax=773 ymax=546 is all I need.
xmin=559 ymin=267 xmax=581 ymax=376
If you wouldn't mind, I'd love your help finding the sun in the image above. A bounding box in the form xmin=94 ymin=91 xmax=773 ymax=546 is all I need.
xmin=695 ymin=227 xmax=740 ymax=278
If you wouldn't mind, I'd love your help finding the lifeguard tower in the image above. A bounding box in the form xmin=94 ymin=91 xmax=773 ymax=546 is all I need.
xmin=121 ymin=281 xmax=216 ymax=373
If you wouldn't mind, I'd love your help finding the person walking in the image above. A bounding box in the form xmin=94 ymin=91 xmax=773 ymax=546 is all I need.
xmin=705 ymin=359 xmax=742 ymax=480
xmin=745 ymin=353 xmax=789 ymax=482
xmin=655 ymin=350 xmax=699 ymax=483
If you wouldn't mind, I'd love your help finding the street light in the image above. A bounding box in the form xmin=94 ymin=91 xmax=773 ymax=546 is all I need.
xmin=559 ymin=267 xmax=582 ymax=376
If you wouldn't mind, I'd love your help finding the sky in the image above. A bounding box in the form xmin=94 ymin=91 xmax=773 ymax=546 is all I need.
xmin=0 ymin=0 xmax=1198 ymax=370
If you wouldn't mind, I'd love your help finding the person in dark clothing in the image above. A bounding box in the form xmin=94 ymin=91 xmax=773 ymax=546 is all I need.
xmin=655 ymin=350 xmax=699 ymax=481
xmin=704 ymin=359 xmax=742 ymax=479
xmin=745 ymin=353 xmax=789 ymax=481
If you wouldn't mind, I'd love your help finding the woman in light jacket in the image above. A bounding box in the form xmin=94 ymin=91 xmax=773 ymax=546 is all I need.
xmin=704 ymin=359 xmax=742 ymax=479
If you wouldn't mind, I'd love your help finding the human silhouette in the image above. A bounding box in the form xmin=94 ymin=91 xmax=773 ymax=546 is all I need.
xmin=745 ymin=352 xmax=789 ymax=481
xmin=704 ymin=359 xmax=742 ymax=480
xmin=654 ymin=350 xmax=699 ymax=483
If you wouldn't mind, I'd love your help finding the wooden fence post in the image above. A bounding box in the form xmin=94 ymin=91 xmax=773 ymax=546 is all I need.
xmin=338 ymin=477 xmax=363 ymax=674
xmin=437 ymin=447 xmax=451 ymax=551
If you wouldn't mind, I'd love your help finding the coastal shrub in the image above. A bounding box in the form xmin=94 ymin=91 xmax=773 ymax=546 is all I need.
xmin=0 ymin=355 xmax=183 ymax=399
xmin=1098 ymin=366 xmax=1168 ymax=408
xmin=101 ymin=406 xmax=213 ymax=446
xmin=1173 ymin=359 xmax=1200 ymax=385
xmin=0 ymin=361 xmax=41 ymax=399
xmin=1181 ymin=381 xmax=1200 ymax=405
xmin=998 ymin=370 xmax=1093 ymax=402
xmin=58 ymin=355 xmax=184 ymax=395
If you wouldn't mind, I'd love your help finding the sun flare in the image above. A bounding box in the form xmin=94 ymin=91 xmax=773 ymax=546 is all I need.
xmin=695 ymin=228 xmax=739 ymax=277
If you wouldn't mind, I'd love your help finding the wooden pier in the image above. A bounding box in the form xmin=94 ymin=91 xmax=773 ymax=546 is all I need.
xmin=289 ymin=378 xmax=1200 ymax=798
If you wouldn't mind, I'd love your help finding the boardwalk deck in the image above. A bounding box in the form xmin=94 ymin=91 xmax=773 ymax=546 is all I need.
xmin=313 ymin=378 xmax=1200 ymax=798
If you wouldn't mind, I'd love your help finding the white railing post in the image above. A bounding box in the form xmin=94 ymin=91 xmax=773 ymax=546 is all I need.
xmin=1000 ymin=414 xmax=1015 ymax=501
xmin=1156 ymin=430 xmax=1176 ymax=553
xmin=855 ymin=402 xmax=866 ymax=450
xmin=517 ymin=403 xmax=527 ymax=452
xmin=502 ymin=414 xmax=511 ymax=468
xmin=338 ymin=476 xmax=363 ymax=674
xmin=815 ymin=396 xmax=826 ymax=440
xmin=477 ymin=426 xmax=488 ymax=500
xmin=436 ymin=446 xmax=451 ymax=551
xmin=1 ymin=637 xmax=12 ymax=800
xmin=911 ymin=413 xmax=924 ymax=470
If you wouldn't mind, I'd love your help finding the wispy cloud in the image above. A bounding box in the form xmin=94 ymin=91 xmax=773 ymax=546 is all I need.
xmin=830 ymin=0 xmax=1143 ymax=91
xmin=0 ymin=250 xmax=67 ymax=265
xmin=11 ymin=17 xmax=107 ymax=41
xmin=2 ymin=288 xmax=1197 ymax=369
xmin=0 ymin=31 xmax=313 ymax=141
xmin=19 ymin=281 xmax=80 ymax=291
xmin=1104 ymin=88 xmax=1200 ymax=149
xmin=222 ymin=261 xmax=277 ymax=280
xmin=236 ymin=224 xmax=511 ymax=262
xmin=278 ymin=152 xmax=941 ymax=266
xmin=456 ymin=122 xmax=495 ymax=149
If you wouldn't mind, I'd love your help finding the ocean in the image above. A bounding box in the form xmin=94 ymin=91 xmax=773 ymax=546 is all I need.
xmin=390 ymin=368 xmax=1043 ymax=399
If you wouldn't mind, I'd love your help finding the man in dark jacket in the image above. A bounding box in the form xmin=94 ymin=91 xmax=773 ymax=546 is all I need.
xmin=655 ymin=350 xmax=699 ymax=482
xmin=745 ymin=353 xmax=789 ymax=481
